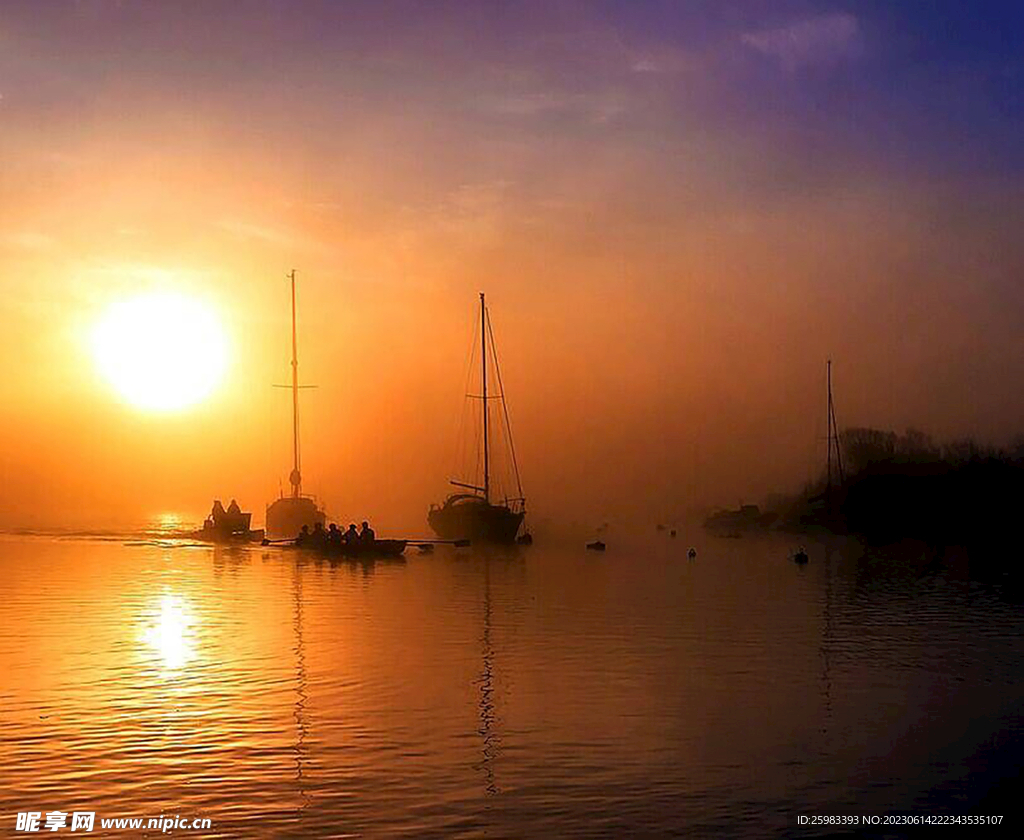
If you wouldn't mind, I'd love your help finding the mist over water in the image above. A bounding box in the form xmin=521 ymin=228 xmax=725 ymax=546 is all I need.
xmin=2 ymin=530 xmax=1021 ymax=836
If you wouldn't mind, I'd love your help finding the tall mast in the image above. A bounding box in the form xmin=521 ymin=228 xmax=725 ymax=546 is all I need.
xmin=481 ymin=292 xmax=489 ymax=503
xmin=289 ymin=270 xmax=301 ymax=498
xmin=826 ymin=359 xmax=832 ymax=500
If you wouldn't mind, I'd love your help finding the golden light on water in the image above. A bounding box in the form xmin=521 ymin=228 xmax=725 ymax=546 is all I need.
xmin=155 ymin=512 xmax=185 ymax=533
xmin=91 ymin=292 xmax=229 ymax=412
xmin=141 ymin=593 xmax=197 ymax=672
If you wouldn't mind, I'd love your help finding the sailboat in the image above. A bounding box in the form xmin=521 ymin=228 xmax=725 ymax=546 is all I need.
xmin=804 ymin=358 xmax=846 ymax=525
xmin=428 ymin=293 xmax=525 ymax=544
xmin=266 ymin=270 xmax=326 ymax=539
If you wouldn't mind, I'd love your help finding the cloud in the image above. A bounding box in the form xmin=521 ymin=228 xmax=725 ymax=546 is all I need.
xmin=741 ymin=13 xmax=861 ymax=70
xmin=482 ymin=90 xmax=626 ymax=124
xmin=217 ymin=218 xmax=316 ymax=251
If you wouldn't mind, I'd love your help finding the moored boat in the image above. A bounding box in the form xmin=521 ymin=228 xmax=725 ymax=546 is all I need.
xmin=429 ymin=493 xmax=523 ymax=543
xmin=703 ymin=504 xmax=776 ymax=535
xmin=428 ymin=293 xmax=526 ymax=544
xmin=266 ymin=270 xmax=326 ymax=538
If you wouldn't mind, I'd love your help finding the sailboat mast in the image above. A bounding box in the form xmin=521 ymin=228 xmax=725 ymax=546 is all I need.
xmin=290 ymin=270 xmax=301 ymax=499
xmin=481 ymin=292 xmax=490 ymax=503
xmin=830 ymin=362 xmax=844 ymax=485
xmin=826 ymin=359 xmax=832 ymax=499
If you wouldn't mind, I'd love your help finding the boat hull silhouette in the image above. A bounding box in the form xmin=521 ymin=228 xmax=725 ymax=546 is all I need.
xmin=188 ymin=511 xmax=265 ymax=544
xmin=703 ymin=504 xmax=776 ymax=535
xmin=428 ymin=494 xmax=524 ymax=544
xmin=266 ymin=496 xmax=326 ymax=540
xmin=280 ymin=538 xmax=407 ymax=558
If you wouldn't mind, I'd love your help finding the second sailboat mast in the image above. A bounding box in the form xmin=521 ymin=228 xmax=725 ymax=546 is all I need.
xmin=290 ymin=269 xmax=301 ymax=498
xmin=481 ymin=292 xmax=489 ymax=503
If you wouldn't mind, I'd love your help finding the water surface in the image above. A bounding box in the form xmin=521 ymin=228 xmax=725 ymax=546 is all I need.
xmin=1 ymin=529 xmax=1021 ymax=837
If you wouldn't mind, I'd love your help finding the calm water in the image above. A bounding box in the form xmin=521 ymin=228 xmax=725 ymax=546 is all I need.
xmin=1 ymin=528 xmax=1022 ymax=837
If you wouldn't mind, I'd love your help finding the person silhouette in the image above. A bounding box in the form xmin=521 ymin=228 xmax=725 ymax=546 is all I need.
xmin=346 ymin=523 xmax=359 ymax=545
xmin=211 ymin=499 xmax=226 ymax=525
xmin=359 ymin=520 xmax=375 ymax=543
xmin=312 ymin=521 xmax=326 ymax=547
xmin=227 ymin=499 xmax=241 ymax=515
xmin=296 ymin=524 xmax=310 ymax=546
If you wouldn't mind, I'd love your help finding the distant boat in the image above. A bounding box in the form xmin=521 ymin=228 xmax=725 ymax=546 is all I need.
xmin=189 ymin=501 xmax=264 ymax=543
xmin=703 ymin=504 xmax=776 ymax=535
xmin=428 ymin=293 xmax=526 ymax=544
xmin=266 ymin=270 xmax=326 ymax=539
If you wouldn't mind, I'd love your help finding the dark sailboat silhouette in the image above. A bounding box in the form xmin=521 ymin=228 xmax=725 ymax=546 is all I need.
xmin=799 ymin=359 xmax=846 ymax=531
xmin=429 ymin=293 xmax=525 ymax=544
xmin=266 ymin=270 xmax=326 ymax=539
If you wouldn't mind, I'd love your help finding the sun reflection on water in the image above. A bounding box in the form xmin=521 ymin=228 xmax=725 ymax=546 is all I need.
xmin=140 ymin=593 xmax=197 ymax=672
xmin=154 ymin=512 xmax=185 ymax=534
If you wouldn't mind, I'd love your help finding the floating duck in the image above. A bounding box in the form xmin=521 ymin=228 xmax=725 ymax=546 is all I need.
xmin=670 ymin=529 xmax=677 ymax=538
xmin=793 ymin=549 xmax=809 ymax=564
xmin=687 ymin=547 xmax=697 ymax=560
xmin=586 ymin=540 xmax=606 ymax=551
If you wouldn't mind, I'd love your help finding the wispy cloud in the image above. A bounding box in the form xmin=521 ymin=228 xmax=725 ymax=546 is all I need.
xmin=741 ymin=13 xmax=861 ymax=70
xmin=482 ymin=90 xmax=626 ymax=124
xmin=217 ymin=218 xmax=317 ymax=251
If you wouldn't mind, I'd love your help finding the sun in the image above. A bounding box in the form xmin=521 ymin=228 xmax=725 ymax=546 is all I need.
xmin=92 ymin=292 xmax=229 ymax=411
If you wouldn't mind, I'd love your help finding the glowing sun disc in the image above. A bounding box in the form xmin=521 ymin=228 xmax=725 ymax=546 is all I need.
xmin=92 ymin=292 xmax=228 ymax=411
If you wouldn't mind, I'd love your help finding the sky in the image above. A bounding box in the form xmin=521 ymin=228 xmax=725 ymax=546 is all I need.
xmin=1 ymin=0 xmax=1023 ymax=532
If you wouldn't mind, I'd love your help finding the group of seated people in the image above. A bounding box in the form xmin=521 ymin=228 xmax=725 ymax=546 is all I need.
xmin=296 ymin=520 xmax=376 ymax=548
xmin=205 ymin=499 xmax=244 ymax=530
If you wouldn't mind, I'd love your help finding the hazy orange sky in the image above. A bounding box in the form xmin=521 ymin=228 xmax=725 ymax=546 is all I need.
xmin=2 ymin=1 xmax=1023 ymax=532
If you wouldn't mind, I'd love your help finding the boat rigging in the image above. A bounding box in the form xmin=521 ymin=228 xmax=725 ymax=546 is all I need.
xmin=266 ymin=270 xmax=326 ymax=538
xmin=428 ymin=293 xmax=526 ymax=544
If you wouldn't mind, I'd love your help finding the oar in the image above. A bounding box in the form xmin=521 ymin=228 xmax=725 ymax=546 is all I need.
xmin=405 ymin=538 xmax=472 ymax=547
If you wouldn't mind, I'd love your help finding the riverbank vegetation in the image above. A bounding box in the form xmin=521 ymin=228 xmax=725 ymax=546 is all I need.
xmin=778 ymin=428 xmax=1024 ymax=547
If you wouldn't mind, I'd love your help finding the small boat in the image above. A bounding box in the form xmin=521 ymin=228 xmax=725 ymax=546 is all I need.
xmin=586 ymin=540 xmax=606 ymax=551
xmin=189 ymin=502 xmax=264 ymax=543
xmin=266 ymin=271 xmax=326 ymax=539
xmin=703 ymin=504 xmax=776 ymax=535
xmin=428 ymin=293 xmax=526 ymax=544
